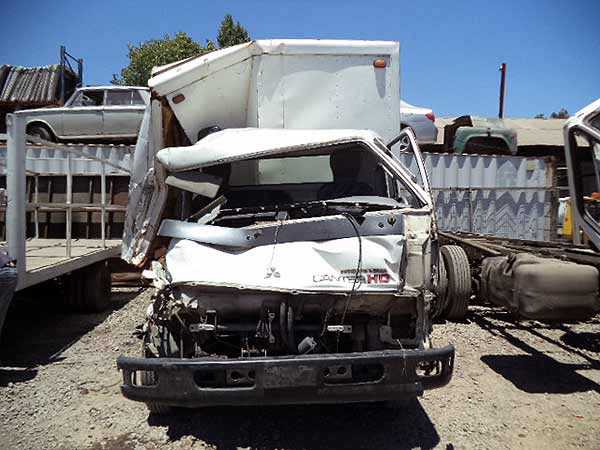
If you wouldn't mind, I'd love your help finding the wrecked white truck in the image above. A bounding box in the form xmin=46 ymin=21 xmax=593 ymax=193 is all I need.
xmin=117 ymin=40 xmax=467 ymax=412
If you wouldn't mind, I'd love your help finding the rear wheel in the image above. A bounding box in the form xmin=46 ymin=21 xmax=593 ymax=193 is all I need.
xmin=64 ymin=262 xmax=111 ymax=313
xmin=27 ymin=124 xmax=54 ymax=142
xmin=81 ymin=261 xmax=111 ymax=312
xmin=441 ymin=245 xmax=471 ymax=320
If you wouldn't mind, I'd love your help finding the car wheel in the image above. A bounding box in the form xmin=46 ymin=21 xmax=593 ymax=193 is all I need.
xmin=27 ymin=124 xmax=54 ymax=142
xmin=441 ymin=245 xmax=471 ymax=320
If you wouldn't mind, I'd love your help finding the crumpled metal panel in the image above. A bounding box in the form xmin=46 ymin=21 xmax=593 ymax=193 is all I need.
xmin=166 ymin=235 xmax=406 ymax=292
xmin=0 ymin=143 xmax=134 ymax=175
xmin=398 ymin=152 xmax=552 ymax=240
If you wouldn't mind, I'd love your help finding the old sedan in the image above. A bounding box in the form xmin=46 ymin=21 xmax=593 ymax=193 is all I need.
xmin=24 ymin=86 xmax=149 ymax=143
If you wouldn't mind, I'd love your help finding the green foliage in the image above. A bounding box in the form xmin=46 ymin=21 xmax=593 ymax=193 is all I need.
xmin=217 ymin=14 xmax=250 ymax=49
xmin=533 ymin=108 xmax=569 ymax=119
xmin=112 ymin=32 xmax=207 ymax=86
xmin=112 ymin=15 xmax=250 ymax=87
xmin=550 ymin=108 xmax=569 ymax=119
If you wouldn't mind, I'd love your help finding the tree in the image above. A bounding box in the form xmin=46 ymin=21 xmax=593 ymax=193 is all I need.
xmin=550 ymin=108 xmax=569 ymax=119
xmin=112 ymin=15 xmax=250 ymax=86
xmin=217 ymin=14 xmax=250 ymax=48
xmin=112 ymin=32 xmax=209 ymax=86
xmin=533 ymin=109 xmax=570 ymax=119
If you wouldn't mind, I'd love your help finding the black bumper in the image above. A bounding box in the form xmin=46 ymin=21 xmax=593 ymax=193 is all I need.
xmin=117 ymin=345 xmax=454 ymax=408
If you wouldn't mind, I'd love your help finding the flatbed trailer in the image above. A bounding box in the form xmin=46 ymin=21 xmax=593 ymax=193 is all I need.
xmin=440 ymin=230 xmax=600 ymax=268
xmin=1 ymin=112 xmax=130 ymax=313
xmin=0 ymin=238 xmax=120 ymax=291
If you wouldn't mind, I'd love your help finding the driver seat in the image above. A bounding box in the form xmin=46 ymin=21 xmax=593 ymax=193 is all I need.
xmin=317 ymin=149 xmax=374 ymax=200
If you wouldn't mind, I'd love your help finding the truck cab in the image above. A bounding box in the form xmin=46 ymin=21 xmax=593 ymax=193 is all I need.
xmin=117 ymin=40 xmax=466 ymax=412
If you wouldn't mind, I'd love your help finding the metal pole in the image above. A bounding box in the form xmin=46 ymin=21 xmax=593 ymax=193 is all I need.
xmin=34 ymin=175 xmax=39 ymax=238
xmin=100 ymin=161 xmax=106 ymax=248
xmin=60 ymin=46 xmax=66 ymax=104
xmin=498 ymin=63 xmax=507 ymax=119
xmin=6 ymin=113 xmax=27 ymax=289
xmin=77 ymin=58 xmax=83 ymax=88
xmin=66 ymin=151 xmax=72 ymax=258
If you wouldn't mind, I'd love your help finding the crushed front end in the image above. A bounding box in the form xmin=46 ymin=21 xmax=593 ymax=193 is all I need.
xmin=118 ymin=128 xmax=454 ymax=409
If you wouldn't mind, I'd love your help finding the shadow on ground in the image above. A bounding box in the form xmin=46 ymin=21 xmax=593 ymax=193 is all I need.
xmin=149 ymin=400 xmax=440 ymax=450
xmin=480 ymin=354 xmax=599 ymax=394
xmin=561 ymin=331 xmax=600 ymax=353
xmin=0 ymin=284 xmax=140 ymax=375
xmin=473 ymin=311 xmax=600 ymax=394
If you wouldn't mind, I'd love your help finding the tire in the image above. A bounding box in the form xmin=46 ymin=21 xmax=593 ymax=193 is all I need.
xmin=64 ymin=271 xmax=84 ymax=311
xmin=65 ymin=262 xmax=111 ymax=313
xmin=433 ymin=256 xmax=448 ymax=318
xmin=80 ymin=261 xmax=111 ymax=313
xmin=27 ymin=124 xmax=54 ymax=142
xmin=440 ymin=245 xmax=471 ymax=320
xmin=141 ymin=341 xmax=173 ymax=415
xmin=141 ymin=370 xmax=173 ymax=415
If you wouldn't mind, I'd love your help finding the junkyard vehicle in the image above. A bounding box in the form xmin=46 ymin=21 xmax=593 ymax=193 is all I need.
xmin=118 ymin=127 xmax=462 ymax=412
xmin=116 ymin=40 xmax=468 ymax=412
xmin=399 ymin=100 xmax=437 ymax=150
xmin=443 ymin=115 xmax=517 ymax=154
xmin=24 ymin=86 xmax=149 ymax=142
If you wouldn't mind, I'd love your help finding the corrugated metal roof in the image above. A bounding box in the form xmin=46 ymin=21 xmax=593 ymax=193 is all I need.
xmin=0 ymin=64 xmax=75 ymax=104
xmin=435 ymin=117 xmax=566 ymax=146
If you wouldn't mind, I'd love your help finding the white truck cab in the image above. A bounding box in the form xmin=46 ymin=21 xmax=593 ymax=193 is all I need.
xmin=118 ymin=40 xmax=467 ymax=412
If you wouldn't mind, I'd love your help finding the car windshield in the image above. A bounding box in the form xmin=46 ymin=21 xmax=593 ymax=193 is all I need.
xmin=176 ymin=142 xmax=422 ymax=217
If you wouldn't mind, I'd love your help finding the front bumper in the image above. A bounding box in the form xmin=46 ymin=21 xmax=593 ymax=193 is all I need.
xmin=117 ymin=345 xmax=454 ymax=407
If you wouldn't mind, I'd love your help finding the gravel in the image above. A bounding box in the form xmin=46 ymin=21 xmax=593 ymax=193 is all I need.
xmin=0 ymin=287 xmax=599 ymax=450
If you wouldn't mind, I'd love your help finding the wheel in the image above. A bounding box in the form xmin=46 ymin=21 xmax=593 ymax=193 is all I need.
xmin=80 ymin=261 xmax=111 ymax=312
xmin=141 ymin=370 xmax=173 ymax=415
xmin=440 ymin=245 xmax=471 ymax=320
xmin=27 ymin=124 xmax=54 ymax=142
xmin=141 ymin=340 xmax=173 ymax=415
xmin=433 ymin=255 xmax=448 ymax=318
xmin=64 ymin=271 xmax=84 ymax=311
xmin=65 ymin=262 xmax=111 ymax=313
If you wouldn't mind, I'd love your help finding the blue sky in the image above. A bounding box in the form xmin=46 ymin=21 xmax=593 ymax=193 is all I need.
xmin=2 ymin=0 xmax=598 ymax=117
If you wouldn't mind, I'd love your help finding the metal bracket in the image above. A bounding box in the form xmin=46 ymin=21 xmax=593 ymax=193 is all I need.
xmin=326 ymin=325 xmax=353 ymax=334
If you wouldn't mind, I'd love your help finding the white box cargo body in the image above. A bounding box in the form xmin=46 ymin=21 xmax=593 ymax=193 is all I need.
xmin=149 ymin=39 xmax=401 ymax=143
xmin=123 ymin=39 xmax=402 ymax=265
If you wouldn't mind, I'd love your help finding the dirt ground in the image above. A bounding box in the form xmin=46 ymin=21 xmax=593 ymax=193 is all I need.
xmin=0 ymin=286 xmax=599 ymax=450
